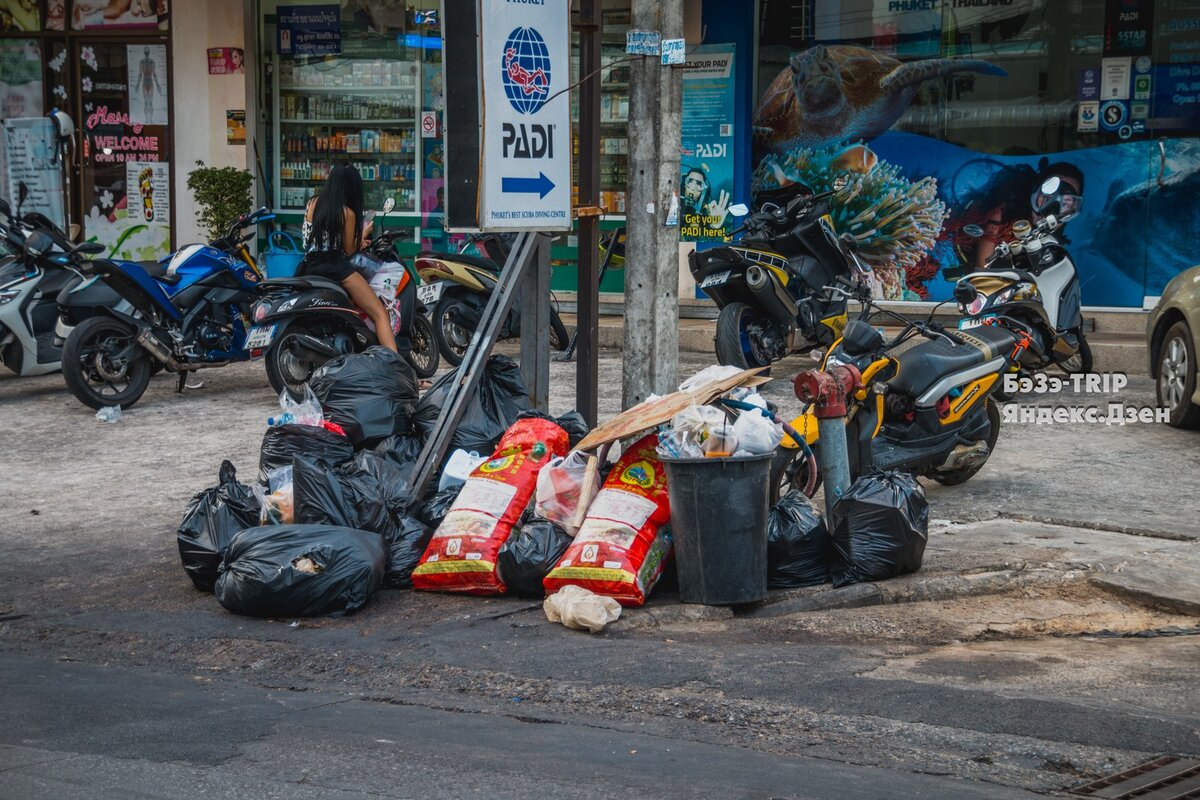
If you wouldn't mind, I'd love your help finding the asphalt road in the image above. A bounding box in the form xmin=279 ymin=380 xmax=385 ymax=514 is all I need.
xmin=1 ymin=348 xmax=1198 ymax=798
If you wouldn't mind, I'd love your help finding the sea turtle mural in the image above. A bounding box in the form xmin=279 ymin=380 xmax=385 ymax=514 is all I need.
xmin=753 ymin=45 xmax=1006 ymax=152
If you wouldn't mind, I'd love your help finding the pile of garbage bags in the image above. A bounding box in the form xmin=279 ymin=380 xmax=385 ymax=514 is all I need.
xmin=764 ymin=471 xmax=929 ymax=589
xmin=176 ymin=357 xmax=930 ymax=625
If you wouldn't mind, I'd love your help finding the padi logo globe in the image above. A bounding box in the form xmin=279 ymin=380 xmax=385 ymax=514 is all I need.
xmin=501 ymin=26 xmax=551 ymax=115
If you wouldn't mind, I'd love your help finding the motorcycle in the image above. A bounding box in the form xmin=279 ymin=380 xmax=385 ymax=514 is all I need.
xmin=955 ymin=176 xmax=1092 ymax=375
xmin=252 ymin=198 xmax=440 ymax=399
xmin=0 ymin=229 xmax=107 ymax=377
xmin=688 ymin=177 xmax=867 ymax=369
xmin=779 ymin=279 xmax=1038 ymax=493
xmin=61 ymin=208 xmax=274 ymax=409
xmin=415 ymin=232 xmax=570 ymax=366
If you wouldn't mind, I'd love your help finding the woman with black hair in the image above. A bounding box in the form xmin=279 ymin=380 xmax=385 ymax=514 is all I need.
xmin=299 ymin=163 xmax=397 ymax=353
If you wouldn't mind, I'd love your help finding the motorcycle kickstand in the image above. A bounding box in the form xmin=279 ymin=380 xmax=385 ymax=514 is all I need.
xmin=176 ymin=369 xmax=205 ymax=393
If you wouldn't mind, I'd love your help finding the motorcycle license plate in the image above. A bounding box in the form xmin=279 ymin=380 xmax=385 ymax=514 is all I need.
xmin=958 ymin=314 xmax=996 ymax=330
xmin=417 ymin=282 xmax=444 ymax=305
xmin=245 ymin=324 xmax=277 ymax=350
xmin=700 ymin=270 xmax=731 ymax=289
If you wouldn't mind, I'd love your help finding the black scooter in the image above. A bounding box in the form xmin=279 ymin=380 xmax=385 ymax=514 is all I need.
xmin=252 ymin=200 xmax=439 ymax=398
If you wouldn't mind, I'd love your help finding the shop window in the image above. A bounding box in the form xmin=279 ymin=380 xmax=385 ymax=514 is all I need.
xmin=264 ymin=0 xmax=438 ymax=239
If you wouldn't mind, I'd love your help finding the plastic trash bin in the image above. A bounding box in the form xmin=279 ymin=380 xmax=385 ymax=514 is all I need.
xmin=662 ymin=452 xmax=773 ymax=605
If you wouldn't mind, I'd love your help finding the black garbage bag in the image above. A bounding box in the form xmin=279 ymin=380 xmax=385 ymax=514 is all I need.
xmin=259 ymin=424 xmax=353 ymax=485
xmin=309 ymin=346 xmax=419 ymax=448
xmin=412 ymin=355 xmax=530 ymax=456
xmin=497 ymin=510 xmax=574 ymax=598
xmin=766 ymin=491 xmax=832 ymax=589
xmin=829 ymin=471 xmax=929 ymax=588
xmin=214 ymin=524 xmax=387 ymax=617
xmin=177 ymin=460 xmax=261 ymax=592
xmin=370 ymin=432 xmax=425 ymax=474
xmin=292 ymin=453 xmax=429 ymax=589
xmin=416 ymin=484 xmax=462 ymax=530
xmin=382 ymin=513 xmax=433 ymax=590
xmin=516 ymin=409 xmax=591 ymax=449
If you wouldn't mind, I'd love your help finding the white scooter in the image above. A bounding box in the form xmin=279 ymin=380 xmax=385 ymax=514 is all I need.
xmin=955 ymin=176 xmax=1092 ymax=374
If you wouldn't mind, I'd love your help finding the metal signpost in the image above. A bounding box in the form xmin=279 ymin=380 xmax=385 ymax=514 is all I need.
xmin=412 ymin=0 xmax=574 ymax=497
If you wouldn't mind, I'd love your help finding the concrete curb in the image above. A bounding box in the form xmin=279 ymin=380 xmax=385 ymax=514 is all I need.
xmin=1090 ymin=573 xmax=1200 ymax=617
xmin=748 ymin=568 xmax=1081 ymax=618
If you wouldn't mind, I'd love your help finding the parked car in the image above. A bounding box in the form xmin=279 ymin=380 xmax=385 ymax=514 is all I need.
xmin=1147 ymin=264 xmax=1200 ymax=429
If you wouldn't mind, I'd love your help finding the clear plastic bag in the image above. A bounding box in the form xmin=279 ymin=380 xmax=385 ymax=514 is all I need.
xmin=254 ymin=466 xmax=294 ymax=525
xmin=270 ymin=385 xmax=324 ymax=428
xmin=534 ymin=451 xmax=601 ymax=533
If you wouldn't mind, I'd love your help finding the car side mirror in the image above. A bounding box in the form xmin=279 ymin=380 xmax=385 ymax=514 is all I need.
xmin=954 ymin=280 xmax=979 ymax=306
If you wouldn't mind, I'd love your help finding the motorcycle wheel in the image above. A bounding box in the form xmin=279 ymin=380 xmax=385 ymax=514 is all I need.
xmin=266 ymin=321 xmax=352 ymax=401
xmin=407 ymin=313 xmax=441 ymax=379
xmin=715 ymin=302 xmax=772 ymax=368
xmin=549 ymin=308 xmax=569 ymax=352
xmin=62 ymin=316 xmax=152 ymax=410
xmin=432 ymin=294 xmax=472 ymax=367
xmin=931 ymin=397 xmax=1001 ymax=486
xmin=1057 ymin=331 xmax=1093 ymax=375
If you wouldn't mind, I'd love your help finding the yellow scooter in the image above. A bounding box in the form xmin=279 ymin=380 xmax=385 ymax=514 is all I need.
xmin=780 ymin=282 xmax=1036 ymax=494
xmin=415 ymin=233 xmax=569 ymax=366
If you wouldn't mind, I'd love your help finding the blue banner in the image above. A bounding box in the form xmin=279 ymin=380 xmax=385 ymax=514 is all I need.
xmin=680 ymin=43 xmax=737 ymax=242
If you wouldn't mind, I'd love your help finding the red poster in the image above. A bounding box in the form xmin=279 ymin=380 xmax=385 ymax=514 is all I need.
xmin=207 ymin=47 xmax=244 ymax=75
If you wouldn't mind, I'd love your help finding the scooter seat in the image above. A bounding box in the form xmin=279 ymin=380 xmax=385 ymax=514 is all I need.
xmin=259 ymin=275 xmax=345 ymax=293
xmin=891 ymin=325 xmax=1016 ymax=401
xmin=419 ymin=250 xmax=499 ymax=273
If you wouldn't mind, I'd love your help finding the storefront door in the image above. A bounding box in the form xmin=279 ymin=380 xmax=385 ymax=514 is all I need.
xmin=75 ymin=38 xmax=173 ymax=260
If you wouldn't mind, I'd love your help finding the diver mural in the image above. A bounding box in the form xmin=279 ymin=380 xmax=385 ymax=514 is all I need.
xmin=749 ymin=14 xmax=1200 ymax=308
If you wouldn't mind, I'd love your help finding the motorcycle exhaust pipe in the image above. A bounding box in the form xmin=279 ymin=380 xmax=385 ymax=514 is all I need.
xmin=746 ymin=264 xmax=798 ymax=326
xmin=288 ymin=333 xmax=339 ymax=361
xmin=135 ymin=327 xmax=180 ymax=369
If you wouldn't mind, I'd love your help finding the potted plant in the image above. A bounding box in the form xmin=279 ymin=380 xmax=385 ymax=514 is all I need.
xmin=186 ymin=161 xmax=254 ymax=241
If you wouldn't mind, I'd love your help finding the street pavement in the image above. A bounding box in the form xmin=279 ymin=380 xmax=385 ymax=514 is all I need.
xmin=1 ymin=346 xmax=1198 ymax=798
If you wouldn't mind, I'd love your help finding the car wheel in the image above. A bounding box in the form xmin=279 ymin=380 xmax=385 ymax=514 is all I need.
xmin=1157 ymin=320 xmax=1200 ymax=429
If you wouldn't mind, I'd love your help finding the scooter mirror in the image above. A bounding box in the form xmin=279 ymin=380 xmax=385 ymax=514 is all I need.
xmin=1012 ymin=219 xmax=1032 ymax=238
xmin=1040 ymin=176 xmax=1061 ymax=196
xmin=728 ymin=203 xmax=749 ymax=218
xmin=962 ymin=223 xmax=984 ymax=238
xmin=382 ymin=197 xmax=395 ymax=215
xmin=953 ymin=280 xmax=979 ymax=306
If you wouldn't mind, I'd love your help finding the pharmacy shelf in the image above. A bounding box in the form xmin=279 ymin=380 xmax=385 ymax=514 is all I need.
xmin=281 ymin=118 xmax=416 ymax=125
xmin=283 ymin=85 xmax=417 ymax=93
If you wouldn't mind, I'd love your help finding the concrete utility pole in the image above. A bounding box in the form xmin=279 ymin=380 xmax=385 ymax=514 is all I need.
xmin=622 ymin=0 xmax=683 ymax=409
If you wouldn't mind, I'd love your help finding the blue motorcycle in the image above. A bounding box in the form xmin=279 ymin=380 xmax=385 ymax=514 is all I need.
xmin=61 ymin=208 xmax=275 ymax=409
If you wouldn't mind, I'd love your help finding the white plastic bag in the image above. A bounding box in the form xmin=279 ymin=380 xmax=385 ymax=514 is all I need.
xmin=678 ymin=364 xmax=742 ymax=392
xmin=534 ymin=452 xmax=601 ymax=533
xmin=544 ymin=585 xmax=622 ymax=633
xmin=732 ymin=409 xmax=784 ymax=455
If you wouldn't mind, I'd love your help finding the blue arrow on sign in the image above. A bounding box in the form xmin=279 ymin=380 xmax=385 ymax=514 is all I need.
xmin=501 ymin=172 xmax=555 ymax=199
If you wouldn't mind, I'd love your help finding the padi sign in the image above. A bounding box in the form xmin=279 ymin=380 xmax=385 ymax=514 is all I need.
xmin=479 ymin=2 xmax=571 ymax=231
